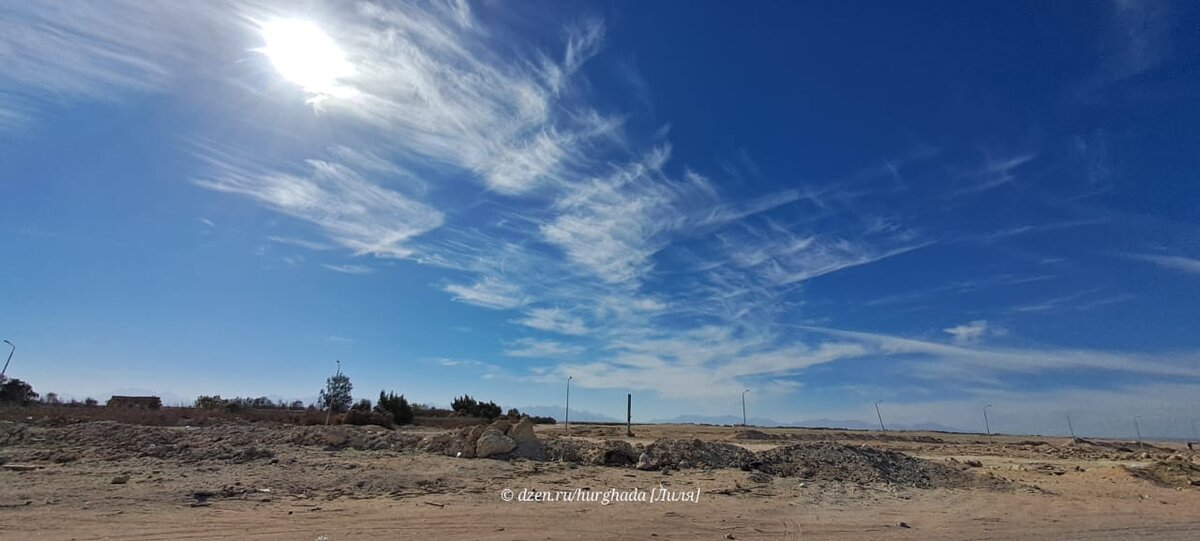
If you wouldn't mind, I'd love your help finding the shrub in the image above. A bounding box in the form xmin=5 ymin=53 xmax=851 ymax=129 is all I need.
xmin=377 ymin=390 xmax=413 ymax=425
xmin=0 ymin=378 xmax=40 ymax=405
xmin=342 ymin=408 xmax=393 ymax=428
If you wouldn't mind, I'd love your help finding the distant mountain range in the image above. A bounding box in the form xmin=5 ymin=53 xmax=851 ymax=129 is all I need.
xmin=516 ymin=405 xmax=621 ymax=423
xmin=514 ymin=408 xmax=965 ymax=433
xmin=647 ymin=414 xmax=964 ymax=433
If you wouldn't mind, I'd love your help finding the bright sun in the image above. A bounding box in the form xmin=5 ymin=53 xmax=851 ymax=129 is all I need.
xmin=258 ymin=20 xmax=356 ymax=100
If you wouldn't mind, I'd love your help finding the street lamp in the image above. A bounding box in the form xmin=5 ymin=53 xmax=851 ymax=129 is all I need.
xmin=983 ymin=405 xmax=993 ymax=444
xmin=741 ymin=389 xmax=750 ymax=426
xmin=874 ymin=400 xmax=886 ymax=432
xmin=1 ymin=340 xmax=14 ymax=378
xmin=565 ymin=376 xmax=573 ymax=435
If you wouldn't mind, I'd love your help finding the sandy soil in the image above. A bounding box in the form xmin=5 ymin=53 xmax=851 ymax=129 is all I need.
xmin=2 ymin=421 xmax=1198 ymax=540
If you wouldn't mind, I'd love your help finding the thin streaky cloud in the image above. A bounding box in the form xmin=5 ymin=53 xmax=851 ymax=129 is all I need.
xmin=1124 ymin=253 xmax=1200 ymax=274
xmin=320 ymin=263 xmax=374 ymax=275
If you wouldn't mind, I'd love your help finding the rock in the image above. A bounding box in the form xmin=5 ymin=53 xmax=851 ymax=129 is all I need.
xmin=964 ymin=460 xmax=983 ymax=468
xmin=111 ymin=475 xmax=130 ymax=484
xmin=476 ymin=430 xmax=517 ymax=458
xmin=636 ymin=452 xmax=654 ymax=471
xmin=899 ymin=522 xmax=911 ymax=529
xmin=509 ymin=418 xmax=537 ymax=444
xmin=487 ymin=419 xmax=512 ymax=434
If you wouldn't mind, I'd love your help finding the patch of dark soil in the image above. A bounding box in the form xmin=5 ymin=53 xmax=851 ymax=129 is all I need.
xmin=752 ymin=442 xmax=1007 ymax=489
xmin=638 ymin=438 xmax=756 ymax=470
xmin=1127 ymin=460 xmax=1200 ymax=489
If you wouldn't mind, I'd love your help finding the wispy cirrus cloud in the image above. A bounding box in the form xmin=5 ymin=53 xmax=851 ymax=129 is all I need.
xmin=943 ymin=320 xmax=1004 ymax=344
xmin=503 ymin=338 xmax=584 ymax=359
xmin=320 ymin=263 xmax=374 ymax=275
xmin=515 ymin=308 xmax=589 ymax=336
xmin=193 ymin=143 xmax=443 ymax=259
xmin=444 ymin=276 xmax=528 ymax=310
xmin=1124 ymin=253 xmax=1200 ymax=274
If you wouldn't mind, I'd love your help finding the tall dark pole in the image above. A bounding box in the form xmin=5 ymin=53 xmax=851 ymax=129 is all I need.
xmin=874 ymin=400 xmax=886 ymax=432
xmin=1134 ymin=416 xmax=1143 ymax=449
xmin=2 ymin=340 xmax=14 ymax=378
xmin=741 ymin=389 xmax=750 ymax=426
xmin=983 ymin=405 xmax=993 ymax=444
xmin=1191 ymin=419 xmax=1199 ymax=442
xmin=1066 ymin=413 xmax=1076 ymax=440
xmin=626 ymin=393 xmax=633 ymax=437
xmin=565 ymin=376 xmax=573 ymax=435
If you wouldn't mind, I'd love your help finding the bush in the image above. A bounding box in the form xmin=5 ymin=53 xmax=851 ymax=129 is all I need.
xmin=377 ymin=390 xmax=413 ymax=425
xmin=0 ymin=378 xmax=39 ymax=406
xmin=341 ymin=408 xmax=393 ymax=428
xmin=450 ymin=394 xmax=503 ymax=419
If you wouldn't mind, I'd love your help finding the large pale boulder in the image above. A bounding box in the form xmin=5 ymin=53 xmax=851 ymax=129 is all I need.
xmin=509 ymin=418 xmax=537 ymax=444
xmin=476 ymin=429 xmax=517 ymax=458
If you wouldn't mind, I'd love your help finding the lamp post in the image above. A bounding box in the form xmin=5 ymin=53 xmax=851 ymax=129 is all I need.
xmin=565 ymin=376 xmax=573 ymax=435
xmin=983 ymin=405 xmax=993 ymax=444
xmin=2 ymin=340 xmax=14 ymax=378
xmin=874 ymin=400 xmax=886 ymax=432
xmin=741 ymin=389 xmax=750 ymax=426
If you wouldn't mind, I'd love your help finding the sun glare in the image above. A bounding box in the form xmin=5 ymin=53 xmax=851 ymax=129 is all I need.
xmin=258 ymin=19 xmax=356 ymax=101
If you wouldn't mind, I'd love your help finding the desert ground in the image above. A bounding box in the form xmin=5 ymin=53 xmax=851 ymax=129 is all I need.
xmin=2 ymin=417 xmax=1199 ymax=540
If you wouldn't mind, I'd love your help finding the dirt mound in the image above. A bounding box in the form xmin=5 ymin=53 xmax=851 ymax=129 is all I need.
xmin=730 ymin=430 xmax=780 ymax=441
xmin=1 ymin=421 xmax=422 ymax=464
xmin=541 ymin=439 xmax=638 ymax=465
xmin=417 ymin=418 xmax=544 ymax=460
xmin=637 ymin=438 xmax=756 ymax=470
xmin=753 ymin=442 xmax=1000 ymax=489
xmin=1128 ymin=459 xmax=1200 ymax=488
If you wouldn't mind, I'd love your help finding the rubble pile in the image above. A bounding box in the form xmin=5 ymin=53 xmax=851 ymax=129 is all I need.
xmin=752 ymin=442 xmax=990 ymax=488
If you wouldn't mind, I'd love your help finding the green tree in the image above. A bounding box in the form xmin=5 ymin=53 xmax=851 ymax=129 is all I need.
xmin=377 ymin=390 xmax=413 ymax=425
xmin=318 ymin=370 xmax=353 ymax=413
xmin=0 ymin=378 xmax=39 ymax=405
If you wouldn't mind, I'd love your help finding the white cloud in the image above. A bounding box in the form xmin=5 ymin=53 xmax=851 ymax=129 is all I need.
xmin=320 ymin=263 xmax=374 ymax=275
xmin=195 ymin=148 xmax=443 ymax=259
xmin=942 ymin=320 xmax=997 ymax=344
xmin=515 ymin=308 xmax=588 ymax=336
xmin=504 ymin=338 xmax=584 ymax=359
xmin=1125 ymin=253 xmax=1200 ymax=274
xmin=267 ymin=235 xmax=334 ymax=251
xmin=444 ymin=277 xmax=527 ymax=310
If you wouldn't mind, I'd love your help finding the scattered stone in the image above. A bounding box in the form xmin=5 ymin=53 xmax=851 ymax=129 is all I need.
xmin=899 ymin=522 xmax=911 ymax=528
xmin=111 ymin=475 xmax=130 ymax=484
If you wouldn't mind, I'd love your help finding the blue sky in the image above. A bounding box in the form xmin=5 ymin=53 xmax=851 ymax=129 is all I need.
xmin=2 ymin=0 xmax=1198 ymax=438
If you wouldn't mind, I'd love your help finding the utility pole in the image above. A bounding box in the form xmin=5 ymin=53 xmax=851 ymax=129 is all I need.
xmin=626 ymin=393 xmax=633 ymax=437
xmin=1066 ymin=413 xmax=1076 ymax=440
xmin=2 ymin=340 xmax=14 ymax=378
xmin=983 ymin=405 xmax=993 ymax=445
xmin=741 ymin=389 xmax=750 ymax=426
xmin=1134 ymin=416 xmax=1143 ymax=449
xmin=565 ymin=376 xmax=573 ymax=435
xmin=874 ymin=400 xmax=886 ymax=432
